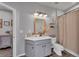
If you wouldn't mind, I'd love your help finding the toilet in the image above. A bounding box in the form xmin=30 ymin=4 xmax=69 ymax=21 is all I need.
xmin=51 ymin=37 xmax=64 ymax=56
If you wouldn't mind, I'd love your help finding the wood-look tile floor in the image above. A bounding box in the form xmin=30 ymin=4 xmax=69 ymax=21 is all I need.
xmin=49 ymin=50 xmax=74 ymax=57
xmin=0 ymin=47 xmax=12 ymax=57
xmin=0 ymin=48 xmax=74 ymax=57
xmin=22 ymin=50 xmax=74 ymax=57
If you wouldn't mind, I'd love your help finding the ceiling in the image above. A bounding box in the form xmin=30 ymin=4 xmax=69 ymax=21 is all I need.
xmin=38 ymin=2 xmax=78 ymax=12
xmin=0 ymin=4 xmax=12 ymax=12
xmin=0 ymin=2 xmax=78 ymax=12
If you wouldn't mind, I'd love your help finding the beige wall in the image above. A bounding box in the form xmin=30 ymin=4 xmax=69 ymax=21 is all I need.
xmin=58 ymin=10 xmax=79 ymax=54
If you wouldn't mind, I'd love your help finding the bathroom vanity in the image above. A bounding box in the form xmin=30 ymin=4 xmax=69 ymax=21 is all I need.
xmin=25 ymin=36 xmax=52 ymax=57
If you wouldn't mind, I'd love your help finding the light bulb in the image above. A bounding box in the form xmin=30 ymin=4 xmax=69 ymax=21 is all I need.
xmin=34 ymin=13 xmax=38 ymax=16
xmin=39 ymin=14 xmax=43 ymax=17
xmin=44 ymin=14 xmax=47 ymax=17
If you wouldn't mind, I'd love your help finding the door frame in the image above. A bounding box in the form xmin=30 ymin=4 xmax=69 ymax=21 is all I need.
xmin=0 ymin=2 xmax=17 ymax=57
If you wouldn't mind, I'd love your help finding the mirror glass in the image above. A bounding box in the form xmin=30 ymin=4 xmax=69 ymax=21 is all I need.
xmin=36 ymin=18 xmax=44 ymax=33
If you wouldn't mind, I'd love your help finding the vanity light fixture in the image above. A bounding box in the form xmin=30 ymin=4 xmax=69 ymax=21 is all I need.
xmin=34 ymin=11 xmax=47 ymax=17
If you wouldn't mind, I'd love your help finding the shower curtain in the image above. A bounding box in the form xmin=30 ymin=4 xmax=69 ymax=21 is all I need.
xmin=57 ymin=10 xmax=79 ymax=54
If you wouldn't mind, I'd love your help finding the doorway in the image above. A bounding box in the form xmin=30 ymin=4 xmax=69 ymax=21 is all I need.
xmin=0 ymin=2 xmax=17 ymax=57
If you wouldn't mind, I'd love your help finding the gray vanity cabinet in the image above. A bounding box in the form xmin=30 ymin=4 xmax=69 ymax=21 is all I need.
xmin=25 ymin=39 xmax=52 ymax=57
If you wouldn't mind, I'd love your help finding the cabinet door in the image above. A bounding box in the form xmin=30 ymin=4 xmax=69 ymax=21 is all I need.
xmin=35 ymin=44 xmax=45 ymax=57
xmin=45 ymin=44 xmax=51 ymax=56
xmin=35 ymin=44 xmax=51 ymax=57
xmin=25 ymin=44 xmax=35 ymax=57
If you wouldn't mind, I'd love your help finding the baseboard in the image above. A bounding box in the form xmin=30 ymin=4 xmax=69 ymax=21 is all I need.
xmin=65 ymin=48 xmax=79 ymax=57
xmin=17 ymin=53 xmax=25 ymax=57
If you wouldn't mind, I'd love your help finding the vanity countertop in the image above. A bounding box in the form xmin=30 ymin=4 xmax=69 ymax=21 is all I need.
xmin=25 ymin=36 xmax=52 ymax=41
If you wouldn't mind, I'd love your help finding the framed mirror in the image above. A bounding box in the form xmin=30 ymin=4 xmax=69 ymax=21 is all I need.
xmin=34 ymin=17 xmax=46 ymax=34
